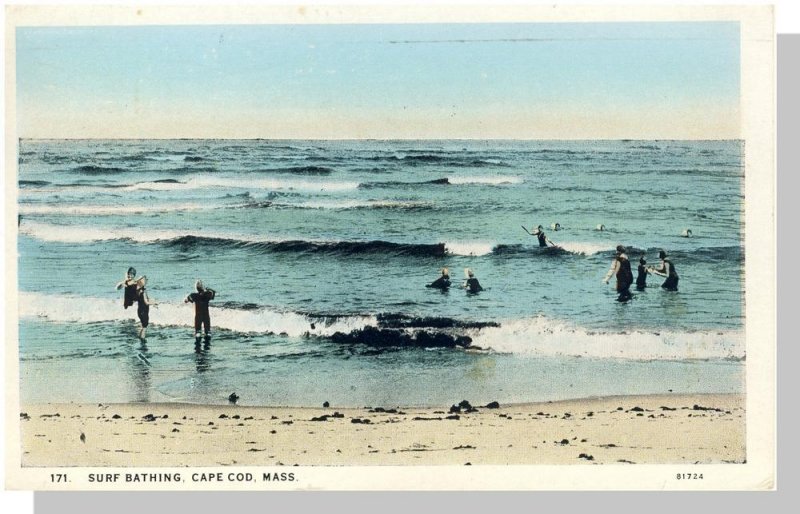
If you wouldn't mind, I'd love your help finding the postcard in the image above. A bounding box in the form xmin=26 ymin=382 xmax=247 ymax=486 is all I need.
xmin=4 ymin=4 xmax=775 ymax=490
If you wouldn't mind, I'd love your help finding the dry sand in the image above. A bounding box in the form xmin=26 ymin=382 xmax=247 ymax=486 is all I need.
xmin=19 ymin=394 xmax=744 ymax=467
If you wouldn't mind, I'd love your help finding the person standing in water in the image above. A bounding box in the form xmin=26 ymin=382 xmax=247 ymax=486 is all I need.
xmin=603 ymin=245 xmax=634 ymax=302
xmin=649 ymin=250 xmax=679 ymax=291
xmin=427 ymin=268 xmax=451 ymax=290
xmin=134 ymin=276 xmax=156 ymax=339
xmin=185 ymin=280 xmax=217 ymax=340
xmin=532 ymin=225 xmax=555 ymax=247
xmin=463 ymin=268 xmax=484 ymax=294
xmin=636 ymin=256 xmax=648 ymax=291
xmin=115 ymin=267 xmax=140 ymax=309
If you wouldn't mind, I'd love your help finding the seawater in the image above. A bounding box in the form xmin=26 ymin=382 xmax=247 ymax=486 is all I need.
xmin=17 ymin=139 xmax=745 ymax=406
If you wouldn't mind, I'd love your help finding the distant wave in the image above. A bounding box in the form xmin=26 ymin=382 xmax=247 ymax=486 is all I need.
xmin=18 ymin=201 xmax=251 ymax=216
xmin=269 ymin=199 xmax=434 ymax=211
xmin=359 ymin=176 xmax=521 ymax=189
xmin=18 ymin=180 xmax=51 ymax=187
xmin=70 ymin=165 xmax=128 ymax=175
xmin=447 ymin=176 xmax=523 ymax=185
xmin=18 ymin=221 xmax=743 ymax=263
xmin=163 ymin=236 xmax=450 ymax=257
xmin=122 ymin=176 xmax=359 ymax=192
xmin=255 ymin=165 xmax=335 ymax=175
xmin=19 ymin=292 xmax=745 ymax=360
xmin=365 ymin=153 xmax=511 ymax=168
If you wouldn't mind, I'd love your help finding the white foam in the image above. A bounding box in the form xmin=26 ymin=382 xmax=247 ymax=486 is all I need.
xmin=444 ymin=241 xmax=495 ymax=256
xmin=19 ymin=292 xmax=377 ymax=338
xmin=18 ymin=220 xmax=272 ymax=244
xmin=469 ymin=316 xmax=745 ymax=361
xmin=556 ymin=241 xmax=610 ymax=255
xmin=286 ymin=200 xmax=431 ymax=210
xmin=18 ymin=202 xmax=241 ymax=216
xmin=126 ymin=176 xmax=360 ymax=192
xmin=447 ymin=176 xmax=523 ymax=185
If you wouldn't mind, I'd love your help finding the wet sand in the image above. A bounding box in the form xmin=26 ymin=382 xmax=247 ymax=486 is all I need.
xmin=19 ymin=394 xmax=744 ymax=467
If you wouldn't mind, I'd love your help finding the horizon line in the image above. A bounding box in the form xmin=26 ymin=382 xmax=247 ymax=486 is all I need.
xmin=18 ymin=137 xmax=744 ymax=142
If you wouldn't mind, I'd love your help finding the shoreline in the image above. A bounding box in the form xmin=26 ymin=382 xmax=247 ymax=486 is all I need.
xmin=19 ymin=393 xmax=745 ymax=467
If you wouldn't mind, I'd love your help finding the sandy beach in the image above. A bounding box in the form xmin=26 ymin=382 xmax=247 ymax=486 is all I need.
xmin=18 ymin=394 xmax=744 ymax=467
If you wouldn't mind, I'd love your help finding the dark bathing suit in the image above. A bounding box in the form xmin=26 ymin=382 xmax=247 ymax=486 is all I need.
xmin=636 ymin=264 xmax=648 ymax=290
xmin=427 ymin=276 xmax=451 ymax=290
xmin=537 ymin=232 xmax=547 ymax=247
xmin=616 ymin=255 xmax=634 ymax=301
xmin=135 ymin=288 xmax=149 ymax=328
xmin=466 ymin=278 xmax=483 ymax=294
xmin=661 ymin=259 xmax=679 ymax=291
xmin=123 ymin=281 xmax=137 ymax=309
xmin=187 ymin=289 xmax=216 ymax=334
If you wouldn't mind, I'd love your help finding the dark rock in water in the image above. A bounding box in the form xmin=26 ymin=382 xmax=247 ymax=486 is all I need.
xmin=446 ymin=415 xmax=460 ymax=420
xmin=311 ymin=416 xmax=329 ymax=422
xmin=458 ymin=400 xmax=473 ymax=410
xmin=20 ymin=413 xmax=30 ymax=421
xmin=219 ymin=414 xmax=229 ymax=419
xmin=112 ymin=414 xmax=121 ymax=419
xmin=228 ymin=393 xmax=240 ymax=404
xmin=323 ymin=401 xmax=330 ymax=408
xmin=630 ymin=406 xmax=644 ymax=412
xmin=449 ymin=405 xmax=461 ymax=414
xmin=331 ymin=412 xmax=344 ymax=418
xmin=329 ymin=325 xmax=471 ymax=348
xmin=232 ymin=415 xmax=240 ymax=419
xmin=172 ymin=428 xmax=180 ymax=433
xmin=142 ymin=414 xmax=157 ymax=422
xmin=351 ymin=418 xmax=372 ymax=424
xmin=578 ymin=453 xmax=595 ymax=461
xmin=485 ymin=401 xmax=500 ymax=409
xmin=559 ymin=439 xmax=570 ymax=445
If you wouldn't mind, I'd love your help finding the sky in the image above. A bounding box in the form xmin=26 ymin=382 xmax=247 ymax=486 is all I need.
xmin=15 ymin=22 xmax=741 ymax=140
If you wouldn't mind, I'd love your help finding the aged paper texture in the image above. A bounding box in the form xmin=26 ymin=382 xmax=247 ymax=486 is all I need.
xmin=4 ymin=4 xmax=775 ymax=490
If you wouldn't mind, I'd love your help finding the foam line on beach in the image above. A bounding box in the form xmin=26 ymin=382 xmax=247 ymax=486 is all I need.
xmin=18 ymin=292 xmax=377 ymax=338
xmin=19 ymin=292 xmax=745 ymax=361
xmin=469 ymin=316 xmax=745 ymax=361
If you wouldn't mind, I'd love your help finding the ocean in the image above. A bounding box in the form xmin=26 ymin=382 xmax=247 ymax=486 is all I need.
xmin=16 ymin=139 xmax=745 ymax=407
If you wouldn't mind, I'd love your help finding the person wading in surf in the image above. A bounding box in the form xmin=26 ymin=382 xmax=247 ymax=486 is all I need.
xmin=427 ymin=267 xmax=451 ymax=290
xmin=604 ymin=245 xmax=634 ymax=302
xmin=648 ymin=250 xmax=680 ymax=291
xmin=531 ymin=225 xmax=556 ymax=248
xmin=636 ymin=256 xmax=648 ymax=291
xmin=115 ymin=267 xmax=140 ymax=309
xmin=185 ymin=280 xmax=217 ymax=341
xmin=134 ymin=276 xmax=157 ymax=339
xmin=463 ymin=268 xmax=484 ymax=294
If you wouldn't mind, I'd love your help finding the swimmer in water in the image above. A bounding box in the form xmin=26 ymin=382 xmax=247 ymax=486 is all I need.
xmin=648 ymin=250 xmax=679 ymax=291
xmin=603 ymin=245 xmax=634 ymax=302
xmin=532 ymin=225 xmax=555 ymax=248
xmin=636 ymin=256 xmax=648 ymax=291
xmin=427 ymin=267 xmax=451 ymax=290
xmin=185 ymin=280 xmax=217 ymax=340
xmin=115 ymin=267 xmax=140 ymax=309
xmin=463 ymin=268 xmax=484 ymax=294
xmin=134 ymin=276 xmax=157 ymax=339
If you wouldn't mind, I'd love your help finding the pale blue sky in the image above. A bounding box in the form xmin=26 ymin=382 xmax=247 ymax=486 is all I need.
xmin=16 ymin=22 xmax=740 ymax=139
